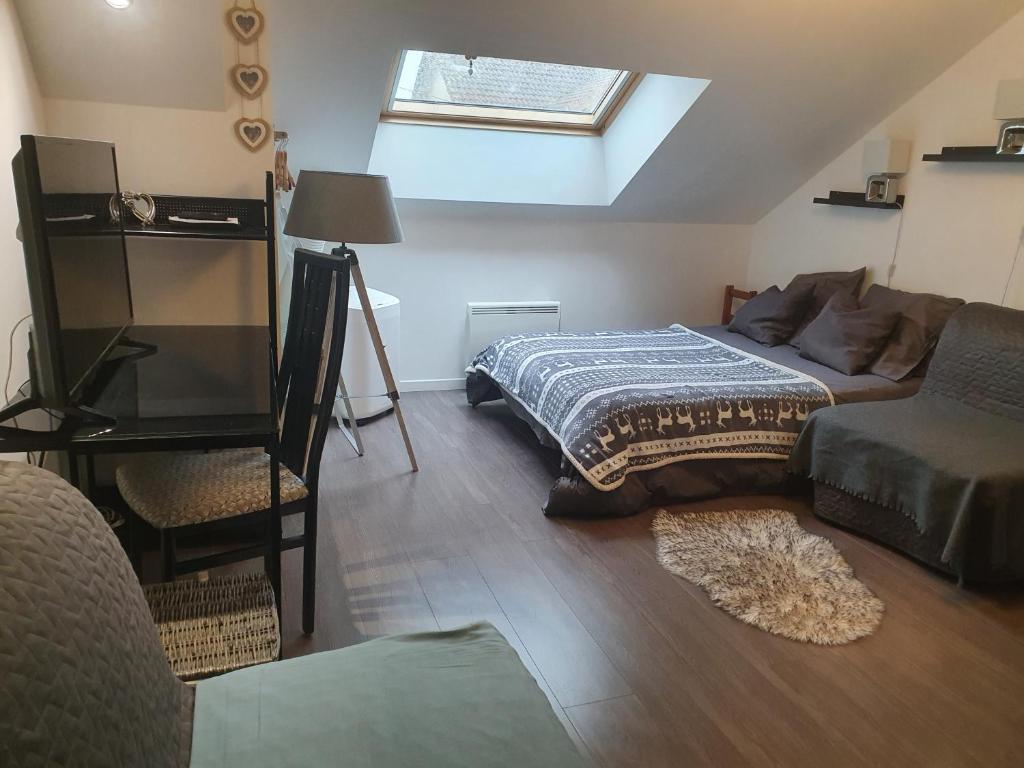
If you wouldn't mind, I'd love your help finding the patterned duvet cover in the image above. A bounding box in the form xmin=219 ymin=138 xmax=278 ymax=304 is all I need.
xmin=468 ymin=325 xmax=835 ymax=491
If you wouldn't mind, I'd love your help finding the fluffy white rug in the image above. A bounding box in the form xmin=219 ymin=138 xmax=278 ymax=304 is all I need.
xmin=652 ymin=508 xmax=883 ymax=645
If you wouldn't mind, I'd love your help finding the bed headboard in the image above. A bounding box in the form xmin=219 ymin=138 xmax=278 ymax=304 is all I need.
xmin=721 ymin=285 xmax=757 ymax=325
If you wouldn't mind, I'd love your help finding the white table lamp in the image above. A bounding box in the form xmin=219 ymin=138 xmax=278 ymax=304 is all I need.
xmin=994 ymin=79 xmax=1024 ymax=155
xmin=862 ymin=139 xmax=910 ymax=204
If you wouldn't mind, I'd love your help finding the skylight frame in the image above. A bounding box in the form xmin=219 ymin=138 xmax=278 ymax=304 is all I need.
xmin=381 ymin=51 xmax=641 ymax=135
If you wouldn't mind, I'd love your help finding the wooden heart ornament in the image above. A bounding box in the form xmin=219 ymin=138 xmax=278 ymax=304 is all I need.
xmin=227 ymin=5 xmax=264 ymax=42
xmin=235 ymin=118 xmax=270 ymax=152
xmin=232 ymin=64 xmax=268 ymax=98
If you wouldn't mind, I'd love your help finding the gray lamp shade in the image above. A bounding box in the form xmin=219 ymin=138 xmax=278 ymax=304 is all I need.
xmin=284 ymin=170 xmax=404 ymax=244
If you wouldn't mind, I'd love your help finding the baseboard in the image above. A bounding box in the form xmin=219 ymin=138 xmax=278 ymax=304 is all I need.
xmin=399 ymin=377 xmax=465 ymax=392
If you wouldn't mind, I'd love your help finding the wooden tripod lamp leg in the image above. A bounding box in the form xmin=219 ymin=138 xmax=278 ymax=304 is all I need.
xmin=348 ymin=256 xmax=419 ymax=472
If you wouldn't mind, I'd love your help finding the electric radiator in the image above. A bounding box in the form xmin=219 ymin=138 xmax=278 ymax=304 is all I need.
xmin=466 ymin=301 xmax=561 ymax=363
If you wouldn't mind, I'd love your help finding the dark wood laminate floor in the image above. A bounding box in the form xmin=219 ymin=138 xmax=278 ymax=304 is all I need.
xmin=278 ymin=390 xmax=1024 ymax=768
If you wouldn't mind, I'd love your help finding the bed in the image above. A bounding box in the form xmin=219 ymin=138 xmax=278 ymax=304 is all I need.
xmin=467 ymin=287 xmax=923 ymax=517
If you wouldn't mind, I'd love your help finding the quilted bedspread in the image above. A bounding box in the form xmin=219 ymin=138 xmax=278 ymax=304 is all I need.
xmin=468 ymin=325 xmax=835 ymax=491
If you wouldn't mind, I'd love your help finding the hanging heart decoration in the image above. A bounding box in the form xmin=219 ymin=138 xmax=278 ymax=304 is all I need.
xmin=235 ymin=118 xmax=271 ymax=152
xmin=227 ymin=5 xmax=264 ymax=42
xmin=231 ymin=64 xmax=268 ymax=98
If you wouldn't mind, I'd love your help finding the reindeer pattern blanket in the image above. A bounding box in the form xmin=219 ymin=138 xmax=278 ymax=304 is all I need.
xmin=468 ymin=325 xmax=835 ymax=491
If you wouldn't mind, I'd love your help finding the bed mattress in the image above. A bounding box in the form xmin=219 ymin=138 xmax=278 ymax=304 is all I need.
xmin=692 ymin=326 xmax=922 ymax=404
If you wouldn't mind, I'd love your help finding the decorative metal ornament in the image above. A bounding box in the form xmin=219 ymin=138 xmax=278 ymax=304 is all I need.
xmin=865 ymin=175 xmax=899 ymax=204
xmin=227 ymin=5 xmax=264 ymax=42
xmin=235 ymin=118 xmax=271 ymax=152
xmin=109 ymin=191 xmax=157 ymax=226
xmin=231 ymin=64 xmax=268 ymax=98
xmin=996 ymin=120 xmax=1024 ymax=156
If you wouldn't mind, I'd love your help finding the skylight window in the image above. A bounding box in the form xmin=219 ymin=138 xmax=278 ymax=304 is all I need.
xmin=384 ymin=51 xmax=638 ymax=132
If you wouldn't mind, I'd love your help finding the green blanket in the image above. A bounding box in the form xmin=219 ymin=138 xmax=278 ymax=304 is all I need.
xmin=190 ymin=623 xmax=588 ymax=768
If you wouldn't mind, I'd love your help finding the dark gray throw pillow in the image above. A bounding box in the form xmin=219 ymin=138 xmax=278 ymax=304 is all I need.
xmin=860 ymin=284 xmax=965 ymax=381
xmin=798 ymin=292 xmax=900 ymax=375
xmin=786 ymin=267 xmax=868 ymax=346
xmin=728 ymin=284 xmax=814 ymax=346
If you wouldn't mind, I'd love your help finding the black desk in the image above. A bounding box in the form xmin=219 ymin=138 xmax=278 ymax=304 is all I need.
xmin=70 ymin=324 xmax=274 ymax=454
xmin=0 ymin=324 xmax=283 ymax=606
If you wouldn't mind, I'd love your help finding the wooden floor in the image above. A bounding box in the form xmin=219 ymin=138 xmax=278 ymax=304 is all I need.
xmin=277 ymin=390 xmax=1023 ymax=767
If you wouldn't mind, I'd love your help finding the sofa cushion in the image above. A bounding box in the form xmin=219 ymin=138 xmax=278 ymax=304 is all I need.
xmin=786 ymin=267 xmax=868 ymax=345
xmin=116 ymin=450 xmax=308 ymax=529
xmin=727 ymin=283 xmax=814 ymax=346
xmin=189 ymin=622 xmax=587 ymax=768
xmin=798 ymin=292 xmax=900 ymax=375
xmin=860 ymin=284 xmax=965 ymax=381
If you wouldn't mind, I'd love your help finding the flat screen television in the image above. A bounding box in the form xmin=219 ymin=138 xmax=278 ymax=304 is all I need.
xmin=11 ymin=135 xmax=133 ymax=410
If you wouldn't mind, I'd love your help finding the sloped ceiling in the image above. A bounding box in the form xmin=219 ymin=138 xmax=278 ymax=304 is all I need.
xmin=269 ymin=0 xmax=1024 ymax=223
xmin=13 ymin=0 xmax=224 ymax=110
xmin=15 ymin=0 xmax=1024 ymax=223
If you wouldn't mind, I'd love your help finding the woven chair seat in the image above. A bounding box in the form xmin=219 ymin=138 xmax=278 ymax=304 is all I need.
xmin=144 ymin=572 xmax=280 ymax=681
xmin=116 ymin=450 xmax=308 ymax=529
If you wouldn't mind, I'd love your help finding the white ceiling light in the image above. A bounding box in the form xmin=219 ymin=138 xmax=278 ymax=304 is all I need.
xmin=105 ymin=0 xmax=132 ymax=9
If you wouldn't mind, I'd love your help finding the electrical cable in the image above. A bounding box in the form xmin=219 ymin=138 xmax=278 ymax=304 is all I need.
xmin=885 ymin=201 xmax=905 ymax=288
xmin=999 ymin=224 xmax=1024 ymax=307
xmin=9 ymin=379 xmax=33 ymax=463
xmin=3 ymin=322 xmax=62 ymax=468
xmin=4 ymin=314 xmax=31 ymax=402
xmin=8 ymin=379 xmax=60 ymax=466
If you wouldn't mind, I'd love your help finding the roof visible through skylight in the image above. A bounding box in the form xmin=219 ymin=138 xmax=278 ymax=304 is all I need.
xmin=385 ymin=51 xmax=636 ymax=131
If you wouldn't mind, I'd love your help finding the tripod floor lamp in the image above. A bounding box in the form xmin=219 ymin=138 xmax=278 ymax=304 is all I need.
xmin=284 ymin=170 xmax=418 ymax=472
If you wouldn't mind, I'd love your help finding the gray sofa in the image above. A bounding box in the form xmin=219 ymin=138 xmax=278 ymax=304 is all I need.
xmin=789 ymin=302 xmax=1024 ymax=584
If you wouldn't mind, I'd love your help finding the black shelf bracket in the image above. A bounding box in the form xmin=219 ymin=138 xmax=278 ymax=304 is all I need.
xmin=812 ymin=191 xmax=904 ymax=210
xmin=922 ymin=146 xmax=1024 ymax=163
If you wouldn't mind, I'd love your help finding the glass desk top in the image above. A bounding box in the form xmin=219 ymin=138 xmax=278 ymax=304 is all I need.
xmin=69 ymin=325 xmax=275 ymax=452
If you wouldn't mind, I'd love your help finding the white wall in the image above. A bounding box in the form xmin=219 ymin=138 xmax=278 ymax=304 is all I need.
xmin=14 ymin=0 xmax=226 ymax=111
xmin=41 ymin=0 xmax=274 ymax=327
xmin=748 ymin=9 xmax=1024 ymax=309
xmin=45 ymin=98 xmax=273 ymax=326
xmin=0 ymin=0 xmax=45 ymax=459
xmin=603 ymin=74 xmax=709 ymax=202
xmin=354 ymin=207 xmax=752 ymax=387
xmin=370 ymin=122 xmax=607 ymax=206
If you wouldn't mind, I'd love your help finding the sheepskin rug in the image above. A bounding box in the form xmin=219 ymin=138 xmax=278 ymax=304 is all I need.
xmin=652 ymin=508 xmax=883 ymax=645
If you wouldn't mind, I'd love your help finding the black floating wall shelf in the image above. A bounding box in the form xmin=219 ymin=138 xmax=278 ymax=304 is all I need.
xmin=922 ymin=146 xmax=1024 ymax=163
xmin=812 ymin=191 xmax=904 ymax=210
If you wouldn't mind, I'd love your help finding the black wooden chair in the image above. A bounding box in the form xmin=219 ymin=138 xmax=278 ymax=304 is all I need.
xmin=116 ymin=248 xmax=351 ymax=634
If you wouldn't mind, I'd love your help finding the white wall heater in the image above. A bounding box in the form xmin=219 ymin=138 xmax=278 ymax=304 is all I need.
xmin=466 ymin=301 xmax=561 ymax=363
